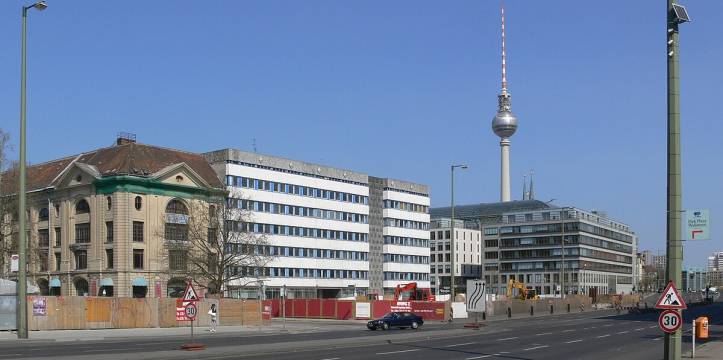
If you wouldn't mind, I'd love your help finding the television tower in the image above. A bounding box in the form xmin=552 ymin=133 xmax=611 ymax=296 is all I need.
xmin=491 ymin=5 xmax=518 ymax=202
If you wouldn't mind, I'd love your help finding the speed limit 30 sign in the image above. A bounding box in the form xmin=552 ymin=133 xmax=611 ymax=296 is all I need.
xmin=184 ymin=303 xmax=198 ymax=321
xmin=658 ymin=309 xmax=682 ymax=333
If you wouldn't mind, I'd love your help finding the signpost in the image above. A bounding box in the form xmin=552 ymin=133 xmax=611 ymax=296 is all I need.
xmin=10 ymin=254 xmax=19 ymax=272
xmin=685 ymin=209 xmax=710 ymax=240
xmin=465 ymin=280 xmax=486 ymax=328
xmin=178 ymin=282 xmax=204 ymax=351
xmin=655 ymin=281 xmax=687 ymax=310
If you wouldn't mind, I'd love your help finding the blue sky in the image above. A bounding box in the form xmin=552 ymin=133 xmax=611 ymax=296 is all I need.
xmin=1 ymin=1 xmax=721 ymax=268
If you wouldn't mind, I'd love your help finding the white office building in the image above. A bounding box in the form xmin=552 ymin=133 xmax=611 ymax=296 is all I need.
xmin=204 ymin=149 xmax=429 ymax=298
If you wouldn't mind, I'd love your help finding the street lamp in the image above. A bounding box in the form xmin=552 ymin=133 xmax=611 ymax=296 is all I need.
xmin=450 ymin=164 xmax=468 ymax=302
xmin=17 ymin=0 xmax=47 ymax=340
xmin=665 ymin=2 xmax=689 ymax=359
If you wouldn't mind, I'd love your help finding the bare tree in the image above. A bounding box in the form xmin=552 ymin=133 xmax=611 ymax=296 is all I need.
xmin=0 ymin=129 xmax=18 ymax=278
xmin=162 ymin=190 xmax=274 ymax=297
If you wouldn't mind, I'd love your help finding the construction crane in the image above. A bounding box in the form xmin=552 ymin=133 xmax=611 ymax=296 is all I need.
xmin=507 ymin=279 xmax=539 ymax=300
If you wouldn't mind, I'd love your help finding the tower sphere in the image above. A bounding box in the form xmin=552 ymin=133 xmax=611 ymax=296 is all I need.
xmin=492 ymin=110 xmax=518 ymax=138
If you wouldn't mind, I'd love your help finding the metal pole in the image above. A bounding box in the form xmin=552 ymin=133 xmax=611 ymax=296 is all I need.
xmin=665 ymin=1 xmax=683 ymax=359
xmin=560 ymin=208 xmax=565 ymax=299
xmin=450 ymin=166 xmax=455 ymax=302
xmin=692 ymin=319 xmax=695 ymax=358
xmin=17 ymin=6 xmax=29 ymax=340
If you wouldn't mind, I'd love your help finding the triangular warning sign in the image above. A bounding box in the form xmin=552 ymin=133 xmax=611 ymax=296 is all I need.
xmin=655 ymin=281 xmax=687 ymax=310
xmin=182 ymin=282 xmax=199 ymax=302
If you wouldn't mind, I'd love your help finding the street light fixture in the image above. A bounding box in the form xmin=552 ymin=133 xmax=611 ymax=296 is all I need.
xmin=17 ymin=0 xmax=48 ymax=340
xmin=450 ymin=164 xmax=468 ymax=302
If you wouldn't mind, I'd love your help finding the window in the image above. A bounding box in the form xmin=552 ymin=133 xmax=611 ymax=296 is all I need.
xmin=106 ymin=249 xmax=114 ymax=269
xmin=106 ymin=196 xmax=112 ymax=211
xmin=133 ymin=249 xmax=144 ymax=269
xmin=38 ymin=229 xmax=49 ymax=247
xmin=75 ymin=199 xmax=90 ymax=214
xmin=75 ymin=223 xmax=90 ymax=243
xmin=133 ymin=221 xmax=144 ymax=242
xmin=165 ymin=200 xmax=188 ymax=241
xmin=169 ymin=250 xmax=187 ymax=271
xmin=207 ymin=227 xmax=217 ymax=244
xmin=166 ymin=199 xmax=188 ymax=215
xmin=135 ymin=196 xmax=142 ymax=210
xmin=55 ymin=253 xmax=61 ymax=271
xmin=39 ymin=208 xmax=49 ymax=221
xmin=39 ymin=253 xmax=48 ymax=272
xmin=75 ymin=250 xmax=87 ymax=269
xmin=54 ymin=227 xmax=61 ymax=246
xmin=106 ymin=222 xmax=113 ymax=243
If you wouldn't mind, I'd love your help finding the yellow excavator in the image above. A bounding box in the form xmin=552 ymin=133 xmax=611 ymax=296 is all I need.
xmin=507 ymin=279 xmax=540 ymax=300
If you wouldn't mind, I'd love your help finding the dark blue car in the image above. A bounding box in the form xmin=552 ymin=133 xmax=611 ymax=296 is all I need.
xmin=367 ymin=312 xmax=424 ymax=330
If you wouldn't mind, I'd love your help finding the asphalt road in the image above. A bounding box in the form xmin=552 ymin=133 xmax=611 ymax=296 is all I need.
xmin=3 ymin=299 xmax=722 ymax=360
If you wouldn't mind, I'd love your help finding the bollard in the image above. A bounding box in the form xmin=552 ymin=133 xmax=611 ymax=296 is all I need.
xmin=530 ymin=306 xmax=534 ymax=316
xmin=550 ymin=305 xmax=554 ymax=314
xmin=507 ymin=307 xmax=512 ymax=318
xmin=692 ymin=319 xmax=696 ymax=358
xmin=567 ymin=303 xmax=571 ymax=313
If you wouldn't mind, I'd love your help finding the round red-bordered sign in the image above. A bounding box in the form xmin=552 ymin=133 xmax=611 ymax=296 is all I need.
xmin=184 ymin=302 xmax=198 ymax=321
xmin=659 ymin=309 xmax=682 ymax=333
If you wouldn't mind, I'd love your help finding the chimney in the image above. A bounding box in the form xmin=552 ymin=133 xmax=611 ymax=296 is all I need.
xmin=116 ymin=132 xmax=137 ymax=146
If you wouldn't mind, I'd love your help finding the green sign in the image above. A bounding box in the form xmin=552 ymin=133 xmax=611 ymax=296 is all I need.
xmin=685 ymin=209 xmax=710 ymax=240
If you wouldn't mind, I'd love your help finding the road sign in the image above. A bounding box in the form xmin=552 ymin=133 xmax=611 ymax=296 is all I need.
xmin=466 ymin=280 xmax=486 ymax=313
xmin=184 ymin=303 xmax=198 ymax=321
xmin=182 ymin=282 xmax=199 ymax=302
xmin=10 ymin=254 xmax=19 ymax=272
xmin=659 ymin=310 xmax=682 ymax=333
xmin=655 ymin=281 xmax=687 ymax=310
xmin=685 ymin=209 xmax=710 ymax=240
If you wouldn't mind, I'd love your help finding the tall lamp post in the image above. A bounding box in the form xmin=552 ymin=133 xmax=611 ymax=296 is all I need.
xmin=17 ymin=1 xmax=48 ymax=340
xmin=665 ymin=2 xmax=690 ymax=360
xmin=450 ymin=164 xmax=468 ymax=302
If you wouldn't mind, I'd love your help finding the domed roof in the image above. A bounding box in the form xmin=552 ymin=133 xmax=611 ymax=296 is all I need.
xmin=492 ymin=110 xmax=518 ymax=138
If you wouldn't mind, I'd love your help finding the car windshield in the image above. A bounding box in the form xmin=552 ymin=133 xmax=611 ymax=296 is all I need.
xmin=382 ymin=312 xmax=397 ymax=318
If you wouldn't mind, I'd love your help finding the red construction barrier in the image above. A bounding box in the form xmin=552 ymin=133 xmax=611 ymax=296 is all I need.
xmin=292 ymin=299 xmax=307 ymax=317
xmin=321 ymin=299 xmax=336 ymax=318
xmin=263 ymin=299 xmax=280 ymax=317
xmin=336 ymin=301 xmax=354 ymax=320
xmin=372 ymin=300 xmax=392 ymax=318
xmin=410 ymin=301 xmax=446 ymax=321
xmin=307 ymin=299 xmax=321 ymax=318
xmin=284 ymin=299 xmax=293 ymax=318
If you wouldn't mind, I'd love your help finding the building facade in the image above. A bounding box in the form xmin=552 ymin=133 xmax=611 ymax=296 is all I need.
xmin=707 ymin=252 xmax=723 ymax=272
xmin=0 ymin=135 xmax=225 ymax=298
xmin=432 ymin=201 xmax=637 ymax=297
xmin=682 ymin=267 xmax=707 ymax=292
xmin=203 ymin=149 xmax=429 ymax=299
xmin=428 ymin=219 xmax=481 ymax=295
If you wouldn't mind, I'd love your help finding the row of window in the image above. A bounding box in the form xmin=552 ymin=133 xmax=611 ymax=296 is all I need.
xmin=500 ymin=260 xmax=632 ymax=274
xmin=383 ymin=272 xmax=429 ymax=281
xmin=499 ymin=235 xmax=633 ymax=255
xmin=383 ymin=187 xmax=428 ymax=198
xmin=225 ymin=244 xmax=369 ymax=261
xmin=227 ymin=266 xmax=369 ymax=279
xmin=383 ymin=218 xmax=429 ymax=230
xmin=228 ymin=221 xmax=369 ymax=242
xmin=430 ymin=265 xmax=451 ymax=274
xmin=430 ymin=230 xmax=480 ymax=241
xmin=383 ymin=200 xmax=428 ymax=214
xmin=230 ymin=198 xmax=368 ymax=224
xmin=382 ymin=254 xmax=429 ymax=264
xmin=383 ymin=236 xmax=429 ymax=248
xmin=227 ymin=175 xmax=369 ymax=204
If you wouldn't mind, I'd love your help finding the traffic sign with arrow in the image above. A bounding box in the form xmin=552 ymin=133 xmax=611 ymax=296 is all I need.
xmin=655 ymin=281 xmax=687 ymax=310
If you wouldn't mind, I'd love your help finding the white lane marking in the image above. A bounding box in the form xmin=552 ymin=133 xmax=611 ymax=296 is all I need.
xmin=649 ymin=325 xmax=658 ymax=329
xmin=603 ymin=324 xmax=613 ymax=327
xmin=653 ymin=337 xmax=663 ymax=341
xmin=617 ymin=331 xmax=629 ymax=334
xmin=536 ymin=332 xmax=554 ymax=336
xmin=466 ymin=356 xmax=492 ymax=360
xmin=565 ymin=339 xmax=584 ymax=344
xmin=499 ymin=352 xmax=510 ymax=354
xmin=635 ymin=328 xmax=645 ymax=331
xmin=582 ymin=327 xmax=594 ymax=330
xmin=562 ymin=329 xmax=574 ymax=333
xmin=83 ymin=348 xmax=138 ymax=353
xmin=445 ymin=342 xmax=477 ymax=347
xmin=0 ymin=355 xmax=21 ymax=358
xmin=376 ymin=349 xmax=420 ymax=355
xmin=496 ymin=337 xmax=519 ymax=341
xmin=596 ymin=334 xmax=610 ymax=338
xmin=320 ymin=358 xmax=340 ymax=360
xmin=524 ymin=345 xmax=549 ymax=351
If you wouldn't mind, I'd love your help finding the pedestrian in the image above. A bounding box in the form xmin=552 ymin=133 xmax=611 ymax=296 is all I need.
xmin=208 ymin=304 xmax=218 ymax=333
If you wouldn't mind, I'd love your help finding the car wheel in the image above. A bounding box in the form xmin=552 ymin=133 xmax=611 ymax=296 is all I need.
xmin=381 ymin=322 xmax=390 ymax=330
xmin=411 ymin=321 xmax=419 ymax=330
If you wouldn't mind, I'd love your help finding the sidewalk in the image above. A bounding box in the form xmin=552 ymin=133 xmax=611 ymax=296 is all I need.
xmin=687 ymin=339 xmax=723 ymax=359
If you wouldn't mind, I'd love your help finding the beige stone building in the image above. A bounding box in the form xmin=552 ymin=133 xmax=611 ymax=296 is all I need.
xmin=1 ymin=135 xmax=224 ymax=297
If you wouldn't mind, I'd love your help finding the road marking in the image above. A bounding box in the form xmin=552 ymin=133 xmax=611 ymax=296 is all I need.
xmin=496 ymin=337 xmax=519 ymax=341
xmin=376 ymin=349 xmax=420 ymax=355
xmin=524 ymin=345 xmax=549 ymax=351
xmin=445 ymin=342 xmax=477 ymax=347
xmin=0 ymin=355 xmax=21 ymax=358
xmin=83 ymin=348 xmax=138 ymax=353
xmin=635 ymin=328 xmax=645 ymax=331
xmin=596 ymin=334 xmax=610 ymax=338
xmin=617 ymin=331 xmax=629 ymax=334
xmin=565 ymin=339 xmax=584 ymax=344
xmin=603 ymin=324 xmax=613 ymax=327
xmin=466 ymin=356 xmax=492 ymax=359
xmin=582 ymin=327 xmax=594 ymax=330
xmin=320 ymin=358 xmax=340 ymax=360
xmin=536 ymin=332 xmax=553 ymax=336
xmin=562 ymin=329 xmax=574 ymax=333
xmin=649 ymin=325 xmax=657 ymax=329
xmin=653 ymin=337 xmax=663 ymax=341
